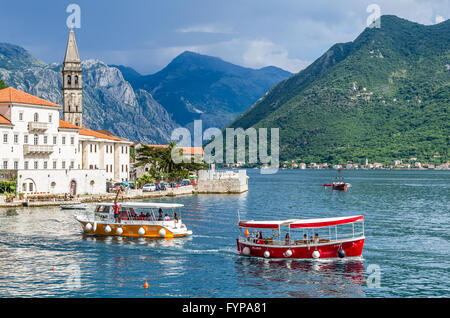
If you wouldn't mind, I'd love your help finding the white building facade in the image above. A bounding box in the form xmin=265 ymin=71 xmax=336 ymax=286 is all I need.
xmin=0 ymin=30 xmax=131 ymax=196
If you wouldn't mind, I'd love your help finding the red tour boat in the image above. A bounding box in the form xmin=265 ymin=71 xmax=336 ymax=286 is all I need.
xmin=237 ymin=215 xmax=365 ymax=259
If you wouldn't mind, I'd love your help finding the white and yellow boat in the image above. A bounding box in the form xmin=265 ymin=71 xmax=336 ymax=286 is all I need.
xmin=74 ymin=202 xmax=192 ymax=238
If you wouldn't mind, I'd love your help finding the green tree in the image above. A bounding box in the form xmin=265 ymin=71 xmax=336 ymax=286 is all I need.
xmin=0 ymin=80 xmax=7 ymax=90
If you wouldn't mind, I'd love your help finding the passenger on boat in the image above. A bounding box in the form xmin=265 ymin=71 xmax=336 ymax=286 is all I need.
xmin=158 ymin=209 xmax=163 ymax=221
xmin=139 ymin=212 xmax=145 ymax=220
xmin=285 ymin=233 xmax=290 ymax=245
xmin=174 ymin=213 xmax=179 ymax=223
xmin=164 ymin=213 xmax=171 ymax=221
xmin=303 ymin=234 xmax=308 ymax=244
xmin=314 ymin=233 xmax=320 ymax=244
xmin=114 ymin=203 xmax=120 ymax=223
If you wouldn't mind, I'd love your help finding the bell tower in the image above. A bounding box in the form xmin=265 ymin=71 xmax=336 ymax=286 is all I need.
xmin=62 ymin=29 xmax=83 ymax=127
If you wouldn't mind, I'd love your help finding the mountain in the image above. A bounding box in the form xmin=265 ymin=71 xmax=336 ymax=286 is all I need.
xmin=0 ymin=43 xmax=178 ymax=144
xmin=227 ymin=15 xmax=449 ymax=164
xmin=116 ymin=51 xmax=292 ymax=130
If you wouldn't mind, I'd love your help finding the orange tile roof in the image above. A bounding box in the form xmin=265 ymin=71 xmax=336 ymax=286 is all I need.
xmin=0 ymin=87 xmax=60 ymax=107
xmin=59 ymin=120 xmax=79 ymax=129
xmin=79 ymin=128 xmax=123 ymax=141
xmin=0 ymin=114 xmax=12 ymax=125
xmin=145 ymin=144 xmax=204 ymax=155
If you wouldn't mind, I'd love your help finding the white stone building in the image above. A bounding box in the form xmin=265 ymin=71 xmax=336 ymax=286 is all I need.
xmin=0 ymin=29 xmax=131 ymax=196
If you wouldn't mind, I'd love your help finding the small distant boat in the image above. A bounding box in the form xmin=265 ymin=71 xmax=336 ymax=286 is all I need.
xmin=324 ymin=168 xmax=351 ymax=191
xmin=60 ymin=203 xmax=87 ymax=210
xmin=237 ymin=215 xmax=365 ymax=259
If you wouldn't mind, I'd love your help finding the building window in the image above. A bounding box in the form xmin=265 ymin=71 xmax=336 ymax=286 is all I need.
xmin=90 ymin=144 xmax=92 ymax=152
xmin=70 ymin=136 xmax=74 ymax=145
xmin=62 ymin=136 xmax=66 ymax=145
xmin=43 ymin=136 xmax=48 ymax=144
xmin=34 ymin=113 xmax=39 ymax=122
xmin=3 ymin=161 xmax=7 ymax=169
xmin=34 ymin=161 xmax=38 ymax=169
xmin=70 ymin=161 xmax=74 ymax=169
xmin=44 ymin=161 xmax=48 ymax=169
xmin=29 ymin=183 xmax=33 ymax=192
xmin=14 ymin=161 xmax=18 ymax=170
xmin=53 ymin=161 xmax=57 ymax=169
xmin=95 ymin=144 xmax=97 ymax=153
xmin=3 ymin=133 xmax=8 ymax=143
xmin=74 ymin=75 xmax=78 ymax=85
xmin=62 ymin=161 xmax=66 ymax=169
xmin=89 ymin=164 xmax=93 ymax=170
xmin=48 ymin=114 xmax=52 ymax=123
xmin=67 ymin=75 xmax=71 ymax=85
xmin=14 ymin=134 xmax=18 ymax=144
xmin=24 ymin=135 xmax=28 ymax=144
xmin=19 ymin=112 xmax=23 ymax=121
xmin=53 ymin=136 xmax=57 ymax=145
xmin=24 ymin=161 xmax=29 ymax=169
xmin=34 ymin=134 xmax=38 ymax=145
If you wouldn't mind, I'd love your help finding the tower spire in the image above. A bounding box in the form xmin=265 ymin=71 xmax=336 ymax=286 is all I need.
xmin=64 ymin=29 xmax=80 ymax=64
xmin=62 ymin=29 xmax=83 ymax=127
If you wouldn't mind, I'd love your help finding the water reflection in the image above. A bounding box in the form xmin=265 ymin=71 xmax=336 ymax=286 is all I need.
xmin=235 ymin=257 xmax=366 ymax=297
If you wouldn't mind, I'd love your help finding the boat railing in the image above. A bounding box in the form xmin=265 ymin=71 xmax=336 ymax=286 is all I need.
xmin=75 ymin=209 xmax=182 ymax=228
xmin=239 ymin=230 xmax=364 ymax=246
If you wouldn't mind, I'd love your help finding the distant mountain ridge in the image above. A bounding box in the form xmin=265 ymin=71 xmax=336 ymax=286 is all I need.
xmin=0 ymin=43 xmax=291 ymax=143
xmin=114 ymin=51 xmax=292 ymax=130
xmin=227 ymin=15 xmax=449 ymax=164
xmin=0 ymin=43 xmax=178 ymax=144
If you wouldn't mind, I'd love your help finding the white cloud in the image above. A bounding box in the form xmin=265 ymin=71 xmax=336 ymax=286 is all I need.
xmin=241 ymin=40 xmax=309 ymax=73
xmin=435 ymin=15 xmax=445 ymax=23
xmin=176 ymin=24 xmax=233 ymax=34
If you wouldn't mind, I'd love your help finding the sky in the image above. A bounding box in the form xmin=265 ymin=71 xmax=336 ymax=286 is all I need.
xmin=0 ymin=0 xmax=448 ymax=74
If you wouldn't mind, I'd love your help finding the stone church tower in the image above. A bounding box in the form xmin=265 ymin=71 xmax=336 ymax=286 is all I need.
xmin=62 ymin=29 xmax=83 ymax=127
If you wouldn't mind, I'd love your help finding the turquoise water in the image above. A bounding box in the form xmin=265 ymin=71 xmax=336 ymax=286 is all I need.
xmin=0 ymin=169 xmax=449 ymax=297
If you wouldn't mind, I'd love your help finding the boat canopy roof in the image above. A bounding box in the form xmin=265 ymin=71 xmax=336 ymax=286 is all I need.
xmin=98 ymin=202 xmax=184 ymax=209
xmin=238 ymin=215 xmax=364 ymax=229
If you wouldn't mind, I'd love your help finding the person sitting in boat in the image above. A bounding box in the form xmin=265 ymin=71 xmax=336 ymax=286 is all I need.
xmin=158 ymin=208 xmax=163 ymax=221
xmin=314 ymin=233 xmax=320 ymax=244
xmin=164 ymin=213 xmax=171 ymax=221
xmin=303 ymin=234 xmax=308 ymax=244
xmin=174 ymin=213 xmax=179 ymax=223
xmin=256 ymin=231 xmax=264 ymax=244
xmin=285 ymin=233 xmax=290 ymax=245
xmin=139 ymin=212 xmax=145 ymax=220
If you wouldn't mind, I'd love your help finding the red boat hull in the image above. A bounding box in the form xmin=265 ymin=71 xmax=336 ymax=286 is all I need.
xmin=236 ymin=237 xmax=364 ymax=259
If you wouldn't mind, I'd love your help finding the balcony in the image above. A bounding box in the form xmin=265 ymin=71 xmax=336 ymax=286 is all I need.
xmin=28 ymin=121 xmax=49 ymax=131
xmin=23 ymin=144 xmax=54 ymax=155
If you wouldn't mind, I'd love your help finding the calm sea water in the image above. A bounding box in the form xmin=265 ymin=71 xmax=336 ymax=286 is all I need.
xmin=0 ymin=169 xmax=449 ymax=298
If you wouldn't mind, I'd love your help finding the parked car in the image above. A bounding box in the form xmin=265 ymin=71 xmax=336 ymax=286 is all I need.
xmin=160 ymin=182 xmax=171 ymax=190
xmin=142 ymin=183 xmax=156 ymax=192
xmin=171 ymin=182 xmax=180 ymax=188
xmin=181 ymin=179 xmax=191 ymax=186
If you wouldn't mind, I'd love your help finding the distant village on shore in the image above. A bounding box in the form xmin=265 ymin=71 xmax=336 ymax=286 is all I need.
xmin=229 ymin=158 xmax=450 ymax=170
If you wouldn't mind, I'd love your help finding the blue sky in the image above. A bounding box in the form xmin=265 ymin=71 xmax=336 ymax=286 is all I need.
xmin=0 ymin=0 xmax=448 ymax=74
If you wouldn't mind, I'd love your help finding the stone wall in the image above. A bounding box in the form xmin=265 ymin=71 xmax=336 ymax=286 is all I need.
xmin=196 ymin=169 xmax=248 ymax=193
